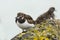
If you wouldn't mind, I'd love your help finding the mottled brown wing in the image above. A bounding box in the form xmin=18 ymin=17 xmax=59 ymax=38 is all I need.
xmin=35 ymin=13 xmax=47 ymax=24
xmin=25 ymin=15 xmax=35 ymax=24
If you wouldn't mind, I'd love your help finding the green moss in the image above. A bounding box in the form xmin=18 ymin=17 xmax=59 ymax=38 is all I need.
xmin=11 ymin=19 xmax=59 ymax=40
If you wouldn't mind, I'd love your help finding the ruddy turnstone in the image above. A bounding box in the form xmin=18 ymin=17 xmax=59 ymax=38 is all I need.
xmin=15 ymin=12 xmax=35 ymax=32
xmin=35 ymin=7 xmax=55 ymax=24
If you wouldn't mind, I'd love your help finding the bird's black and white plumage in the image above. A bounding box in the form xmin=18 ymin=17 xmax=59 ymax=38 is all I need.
xmin=15 ymin=12 xmax=34 ymax=32
xmin=15 ymin=7 xmax=56 ymax=32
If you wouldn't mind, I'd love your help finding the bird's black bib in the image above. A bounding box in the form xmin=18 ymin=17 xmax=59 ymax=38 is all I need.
xmin=18 ymin=18 xmax=25 ymax=23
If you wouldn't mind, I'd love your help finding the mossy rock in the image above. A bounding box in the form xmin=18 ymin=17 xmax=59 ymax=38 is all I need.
xmin=11 ymin=19 xmax=59 ymax=40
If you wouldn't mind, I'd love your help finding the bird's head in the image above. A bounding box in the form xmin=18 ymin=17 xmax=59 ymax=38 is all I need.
xmin=48 ymin=7 xmax=55 ymax=13
xmin=15 ymin=12 xmax=26 ymax=23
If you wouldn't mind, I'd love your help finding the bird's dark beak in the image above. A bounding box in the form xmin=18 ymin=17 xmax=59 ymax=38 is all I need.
xmin=15 ymin=17 xmax=18 ymax=23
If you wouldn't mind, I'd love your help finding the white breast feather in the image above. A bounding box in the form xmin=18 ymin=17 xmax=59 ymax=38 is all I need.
xmin=16 ymin=20 xmax=34 ymax=29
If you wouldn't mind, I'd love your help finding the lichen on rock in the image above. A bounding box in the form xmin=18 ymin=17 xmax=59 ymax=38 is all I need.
xmin=11 ymin=19 xmax=60 ymax=40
